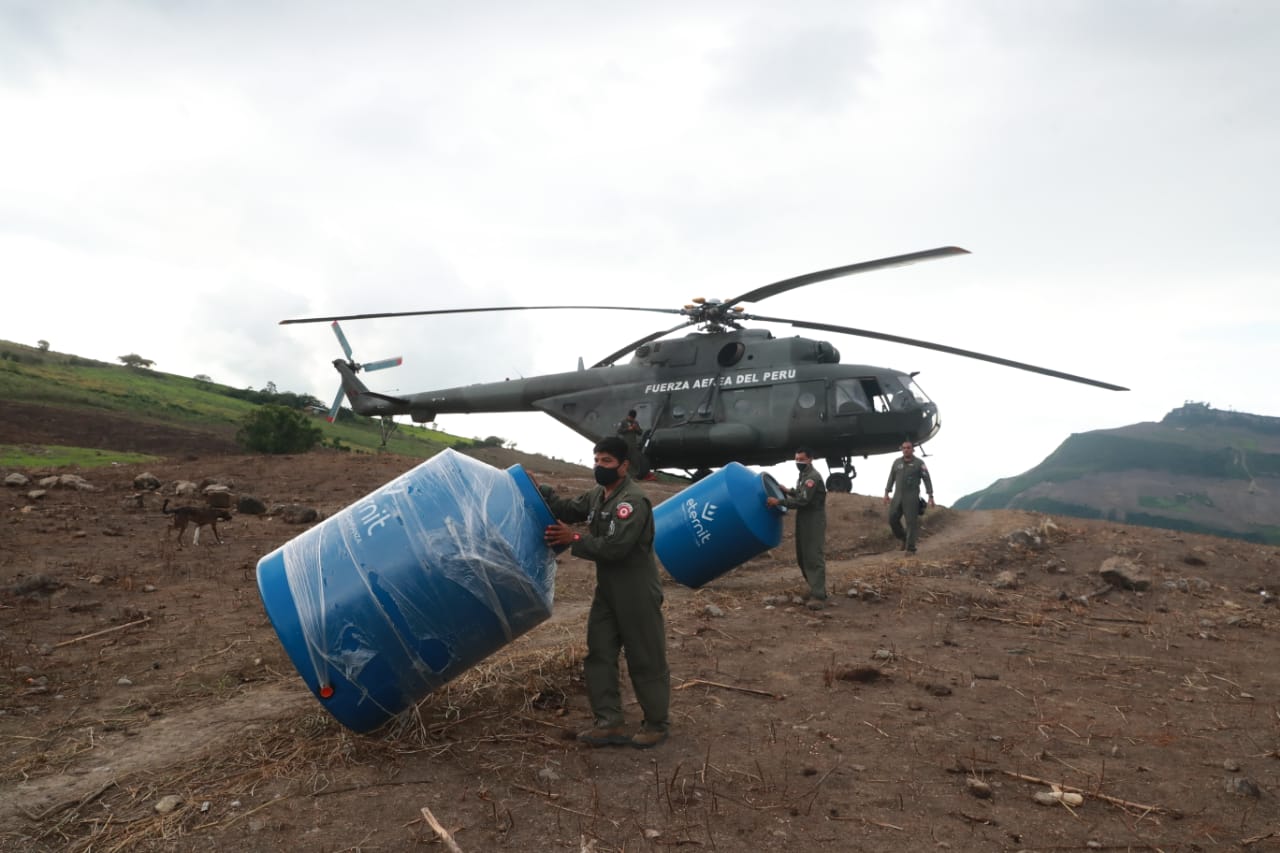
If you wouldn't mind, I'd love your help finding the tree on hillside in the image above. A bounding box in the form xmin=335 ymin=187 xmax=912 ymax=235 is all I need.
xmin=194 ymin=374 xmax=212 ymax=384
xmin=236 ymin=404 xmax=323 ymax=454
xmin=119 ymin=353 xmax=155 ymax=369
xmin=36 ymin=340 xmax=49 ymax=352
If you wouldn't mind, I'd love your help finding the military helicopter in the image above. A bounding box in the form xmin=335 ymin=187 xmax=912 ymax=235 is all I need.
xmin=280 ymin=247 xmax=1126 ymax=491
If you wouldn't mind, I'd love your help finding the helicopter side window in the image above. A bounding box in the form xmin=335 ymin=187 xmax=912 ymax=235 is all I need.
xmin=857 ymin=378 xmax=894 ymax=413
xmin=833 ymin=379 xmax=870 ymax=415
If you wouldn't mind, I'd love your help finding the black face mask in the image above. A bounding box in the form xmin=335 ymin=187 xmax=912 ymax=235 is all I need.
xmin=796 ymin=462 xmax=808 ymax=473
xmin=594 ymin=465 xmax=621 ymax=486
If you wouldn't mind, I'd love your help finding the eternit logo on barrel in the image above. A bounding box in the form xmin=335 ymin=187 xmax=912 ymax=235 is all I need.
xmin=683 ymin=497 xmax=718 ymax=546
xmin=355 ymin=497 xmax=393 ymax=537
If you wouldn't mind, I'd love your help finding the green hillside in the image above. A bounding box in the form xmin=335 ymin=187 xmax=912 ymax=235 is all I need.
xmin=956 ymin=403 xmax=1280 ymax=544
xmin=0 ymin=339 xmax=473 ymax=466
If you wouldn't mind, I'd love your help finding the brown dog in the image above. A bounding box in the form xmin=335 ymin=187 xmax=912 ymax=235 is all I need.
xmin=162 ymin=499 xmax=232 ymax=547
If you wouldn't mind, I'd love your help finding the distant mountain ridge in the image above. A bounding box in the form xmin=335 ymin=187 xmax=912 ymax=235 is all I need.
xmin=955 ymin=403 xmax=1280 ymax=545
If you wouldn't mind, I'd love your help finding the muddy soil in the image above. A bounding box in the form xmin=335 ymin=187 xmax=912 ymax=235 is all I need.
xmin=2 ymin=407 xmax=1278 ymax=852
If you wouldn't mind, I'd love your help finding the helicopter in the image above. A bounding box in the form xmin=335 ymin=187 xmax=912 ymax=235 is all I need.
xmin=280 ymin=246 xmax=1127 ymax=491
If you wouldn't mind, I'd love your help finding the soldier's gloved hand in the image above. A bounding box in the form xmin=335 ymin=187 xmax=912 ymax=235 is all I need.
xmin=766 ymin=497 xmax=780 ymax=508
xmin=928 ymin=495 xmax=936 ymax=508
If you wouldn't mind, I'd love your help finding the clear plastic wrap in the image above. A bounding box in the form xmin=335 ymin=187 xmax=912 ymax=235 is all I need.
xmin=257 ymin=449 xmax=557 ymax=733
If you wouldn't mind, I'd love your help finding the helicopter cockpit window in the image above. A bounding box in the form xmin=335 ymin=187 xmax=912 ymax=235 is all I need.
xmin=833 ymin=379 xmax=870 ymax=415
xmin=717 ymin=342 xmax=746 ymax=367
xmin=885 ymin=374 xmax=930 ymax=411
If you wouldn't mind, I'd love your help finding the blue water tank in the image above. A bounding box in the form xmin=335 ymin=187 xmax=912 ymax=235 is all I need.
xmin=256 ymin=449 xmax=558 ymax=734
xmin=653 ymin=462 xmax=787 ymax=588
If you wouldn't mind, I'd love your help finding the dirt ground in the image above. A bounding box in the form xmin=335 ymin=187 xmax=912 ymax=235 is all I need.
xmin=2 ymin=410 xmax=1278 ymax=852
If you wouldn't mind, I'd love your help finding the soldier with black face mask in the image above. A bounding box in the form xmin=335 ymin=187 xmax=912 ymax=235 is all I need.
xmin=540 ymin=436 xmax=671 ymax=749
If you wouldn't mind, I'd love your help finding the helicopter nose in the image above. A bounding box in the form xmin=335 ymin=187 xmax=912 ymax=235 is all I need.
xmin=919 ymin=405 xmax=941 ymax=442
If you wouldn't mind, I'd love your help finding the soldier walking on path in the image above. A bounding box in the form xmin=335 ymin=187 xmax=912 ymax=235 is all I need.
xmin=884 ymin=440 xmax=935 ymax=553
xmin=541 ymin=436 xmax=671 ymax=749
xmin=767 ymin=448 xmax=828 ymax=610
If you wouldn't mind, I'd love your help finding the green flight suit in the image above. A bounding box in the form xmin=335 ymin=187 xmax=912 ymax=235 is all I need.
xmin=885 ymin=456 xmax=934 ymax=551
xmin=782 ymin=463 xmax=827 ymax=600
xmin=540 ymin=476 xmax=670 ymax=733
xmin=616 ymin=417 xmax=648 ymax=477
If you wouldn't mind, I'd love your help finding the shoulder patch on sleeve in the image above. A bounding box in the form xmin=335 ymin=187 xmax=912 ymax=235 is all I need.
xmin=616 ymin=502 xmax=633 ymax=519
xmin=805 ymin=479 xmax=815 ymax=489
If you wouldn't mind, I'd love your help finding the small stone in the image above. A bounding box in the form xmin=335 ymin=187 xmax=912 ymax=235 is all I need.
xmin=643 ymin=828 xmax=661 ymax=840
xmin=154 ymin=794 xmax=182 ymax=814
xmin=992 ymin=570 xmax=1019 ymax=590
xmin=142 ymin=584 xmax=157 ymax=593
xmin=201 ymin=801 xmax=211 ymax=813
xmin=965 ymin=777 xmax=993 ymax=799
xmin=1222 ymin=759 xmax=1241 ymax=772
xmin=1226 ymin=776 xmax=1261 ymax=798
xmin=704 ymin=603 xmax=725 ymax=618
xmin=537 ymin=767 xmax=560 ymax=783
xmin=872 ymin=648 xmax=894 ymax=661
xmin=117 ymin=677 xmax=133 ymax=687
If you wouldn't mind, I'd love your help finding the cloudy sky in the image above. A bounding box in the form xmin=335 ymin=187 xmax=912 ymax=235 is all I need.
xmin=3 ymin=1 xmax=1277 ymax=499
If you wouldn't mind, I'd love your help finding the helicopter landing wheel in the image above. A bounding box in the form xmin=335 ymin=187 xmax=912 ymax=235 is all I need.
xmin=826 ymin=472 xmax=853 ymax=493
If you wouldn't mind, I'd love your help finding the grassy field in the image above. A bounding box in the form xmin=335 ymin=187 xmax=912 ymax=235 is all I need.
xmin=0 ymin=339 xmax=474 ymax=460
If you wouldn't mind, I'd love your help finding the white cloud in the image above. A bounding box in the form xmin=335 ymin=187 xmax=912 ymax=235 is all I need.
xmin=2 ymin=1 xmax=1277 ymax=498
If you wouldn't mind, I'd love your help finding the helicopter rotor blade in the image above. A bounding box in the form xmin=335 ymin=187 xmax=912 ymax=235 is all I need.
xmin=326 ymin=385 xmax=345 ymax=423
xmin=361 ymin=357 xmax=404 ymax=372
xmin=281 ymin=305 xmax=686 ymax=325
xmin=744 ymin=313 xmax=1129 ymax=391
xmin=592 ymin=319 xmax=699 ymax=368
xmin=725 ymin=246 xmax=970 ymax=308
xmin=330 ymin=321 xmax=354 ymax=361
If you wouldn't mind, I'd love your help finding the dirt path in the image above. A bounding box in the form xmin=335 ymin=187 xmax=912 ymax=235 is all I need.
xmin=2 ymin=684 xmax=310 ymax=828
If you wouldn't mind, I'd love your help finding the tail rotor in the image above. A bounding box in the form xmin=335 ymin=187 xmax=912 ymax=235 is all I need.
xmin=326 ymin=321 xmax=402 ymax=422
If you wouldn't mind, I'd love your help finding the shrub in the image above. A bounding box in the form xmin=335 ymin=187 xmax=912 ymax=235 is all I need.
xmin=236 ymin=404 xmax=323 ymax=454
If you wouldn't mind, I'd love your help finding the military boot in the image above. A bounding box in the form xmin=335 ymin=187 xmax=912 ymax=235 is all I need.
xmin=631 ymin=728 xmax=669 ymax=749
xmin=577 ymin=724 xmax=632 ymax=747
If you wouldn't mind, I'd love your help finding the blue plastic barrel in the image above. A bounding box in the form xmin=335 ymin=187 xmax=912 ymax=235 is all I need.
xmin=255 ymin=449 xmax=558 ymax=734
xmin=653 ymin=463 xmax=787 ymax=588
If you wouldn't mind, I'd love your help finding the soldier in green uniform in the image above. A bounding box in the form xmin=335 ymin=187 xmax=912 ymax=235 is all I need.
xmin=767 ymin=448 xmax=828 ymax=610
xmin=884 ymin=440 xmax=935 ymax=553
xmin=541 ymin=436 xmax=670 ymax=749
xmin=616 ymin=409 xmax=649 ymax=478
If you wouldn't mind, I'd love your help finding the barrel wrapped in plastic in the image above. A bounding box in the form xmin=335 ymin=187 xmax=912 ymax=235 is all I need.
xmin=256 ymin=449 xmax=557 ymax=733
xmin=653 ymin=462 xmax=787 ymax=588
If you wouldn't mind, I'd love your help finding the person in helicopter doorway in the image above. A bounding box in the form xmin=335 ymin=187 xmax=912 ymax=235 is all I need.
xmin=884 ymin=440 xmax=935 ymax=553
xmin=766 ymin=448 xmax=828 ymax=610
xmin=540 ymin=436 xmax=671 ymax=749
xmin=616 ymin=409 xmax=653 ymax=480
